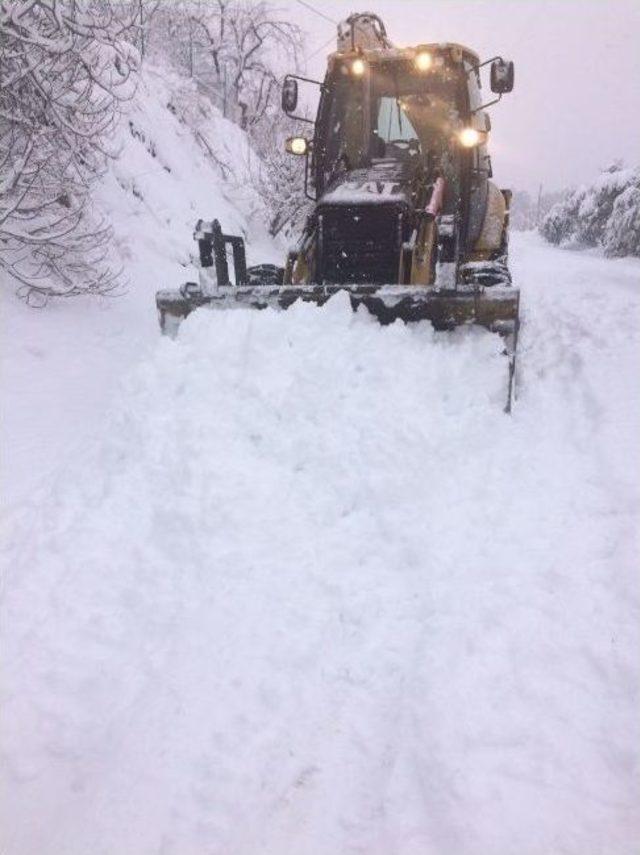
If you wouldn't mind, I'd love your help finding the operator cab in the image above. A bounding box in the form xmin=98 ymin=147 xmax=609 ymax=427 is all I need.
xmin=278 ymin=24 xmax=514 ymax=286
xmin=312 ymin=45 xmax=482 ymax=207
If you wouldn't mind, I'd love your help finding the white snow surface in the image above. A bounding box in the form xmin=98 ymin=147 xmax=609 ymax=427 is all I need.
xmin=1 ymin=66 xmax=279 ymax=506
xmin=2 ymin=230 xmax=640 ymax=854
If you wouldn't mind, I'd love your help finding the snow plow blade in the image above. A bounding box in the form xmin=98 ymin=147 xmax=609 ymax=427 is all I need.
xmin=156 ymin=281 xmax=518 ymax=334
xmin=156 ymin=220 xmax=520 ymax=410
xmin=156 ymin=281 xmax=519 ymax=412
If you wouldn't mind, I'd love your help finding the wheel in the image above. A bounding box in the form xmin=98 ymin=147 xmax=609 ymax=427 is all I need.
xmin=246 ymin=264 xmax=284 ymax=286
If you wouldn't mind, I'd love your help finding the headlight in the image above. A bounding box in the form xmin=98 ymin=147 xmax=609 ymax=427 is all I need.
xmin=414 ymin=51 xmax=432 ymax=72
xmin=285 ymin=136 xmax=308 ymax=156
xmin=351 ymin=57 xmax=366 ymax=76
xmin=458 ymin=127 xmax=482 ymax=148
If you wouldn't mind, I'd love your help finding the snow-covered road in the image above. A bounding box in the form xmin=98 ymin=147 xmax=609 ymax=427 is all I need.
xmin=2 ymin=235 xmax=639 ymax=854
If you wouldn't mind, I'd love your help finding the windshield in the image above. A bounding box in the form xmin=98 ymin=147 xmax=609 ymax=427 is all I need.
xmin=319 ymin=60 xmax=465 ymax=188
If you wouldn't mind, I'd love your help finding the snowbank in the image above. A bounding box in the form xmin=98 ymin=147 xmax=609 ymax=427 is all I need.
xmin=1 ymin=65 xmax=279 ymax=506
xmin=2 ymin=235 xmax=639 ymax=854
xmin=100 ymin=66 xmax=279 ymax=275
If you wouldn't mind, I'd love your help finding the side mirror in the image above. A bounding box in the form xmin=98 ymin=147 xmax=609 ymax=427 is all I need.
xmin=281 ymin=77 xmax=298 ymax=113
xmin=285 ymin=136 xmax=309 ymax=156
xmin=490 ymin=59 xmax=514 ymax=94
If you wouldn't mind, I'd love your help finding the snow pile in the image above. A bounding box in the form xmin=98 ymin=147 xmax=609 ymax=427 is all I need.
xmin=540 ymin=162 xmax=640 ymax=256
xmin=3 ymin=236 xmax=640 ymax=854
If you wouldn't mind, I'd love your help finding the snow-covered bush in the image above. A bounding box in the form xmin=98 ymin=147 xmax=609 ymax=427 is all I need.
xmin=540 ymin=163 xmax=640 ymax=257
xmin=539 ymin=197 xmax=578 ymax=246
xmin=0 ymin=0 xmax=138 ymax=303
xmin=603 ymin=181 xmax=640 ymax=257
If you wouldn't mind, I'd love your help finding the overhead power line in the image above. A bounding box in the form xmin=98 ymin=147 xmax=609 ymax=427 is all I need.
xmin=304 ymin=32 xmax=336 ymax=64
xmin=294 ymin=0 xmax=337 ymax=26
xmin=293 ymin=0 xmax=337 ymax=69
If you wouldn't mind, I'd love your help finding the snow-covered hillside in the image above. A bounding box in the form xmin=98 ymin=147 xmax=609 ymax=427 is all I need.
xmin=1 ymin=66 xmax=280 ymax=506
xmin=2 ymin=229 xmax=639 ymax=854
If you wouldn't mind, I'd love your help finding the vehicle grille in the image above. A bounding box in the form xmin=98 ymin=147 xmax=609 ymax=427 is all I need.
xmin=318 ymin=204 xmax=404 ymax=285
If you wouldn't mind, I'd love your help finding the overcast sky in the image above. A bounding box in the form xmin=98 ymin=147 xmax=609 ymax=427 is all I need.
xmin=281 ymin=0 xmax=640 ymax=195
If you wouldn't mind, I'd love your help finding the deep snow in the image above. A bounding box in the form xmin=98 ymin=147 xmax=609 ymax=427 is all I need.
xmin=2 ymin=231 xmax=639 ymax=854
xmin=1 ymin=66 xmax=280 ymax=506
xmin=2 ymin=56 xmax=640 ymax=855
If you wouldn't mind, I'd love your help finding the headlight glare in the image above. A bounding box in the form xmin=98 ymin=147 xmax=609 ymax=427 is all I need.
xmin=459 ymin=127 xmax=482 ymax=148
xmin=415 ymin=51 xmax=433 ymax=71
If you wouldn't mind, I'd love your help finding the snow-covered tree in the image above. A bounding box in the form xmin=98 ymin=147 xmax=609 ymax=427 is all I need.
xmin=143 ymin=0 xmax=301 ymax=129
xmin=245 ymin=112 xmax=310 ymax=239
xmin=540 ymin=163 xmax=640 ymax=257
xmin=141 ymin=0 xmax=307 ymax=238
xmin=602 ymin=175 xmax=640 ymax=257
xmin=0 ymin=0 xmax=138 ymax=303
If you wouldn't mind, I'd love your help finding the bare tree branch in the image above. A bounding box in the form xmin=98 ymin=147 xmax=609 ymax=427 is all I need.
xmin=1 ymin=0 xmax=139 ymax=302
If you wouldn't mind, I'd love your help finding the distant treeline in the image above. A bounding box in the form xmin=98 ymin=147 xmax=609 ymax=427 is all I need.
xmin=508 ymin=189 xmax=564 ymax=232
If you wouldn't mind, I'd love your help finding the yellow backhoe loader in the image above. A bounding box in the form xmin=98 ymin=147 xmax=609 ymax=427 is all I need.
xmin=157 ymin=13 xmax=520 ymax=410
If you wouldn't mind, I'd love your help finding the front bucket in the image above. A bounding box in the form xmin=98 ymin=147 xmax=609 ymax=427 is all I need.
xmin=156 ymin=282 xmax=519 ymax=336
